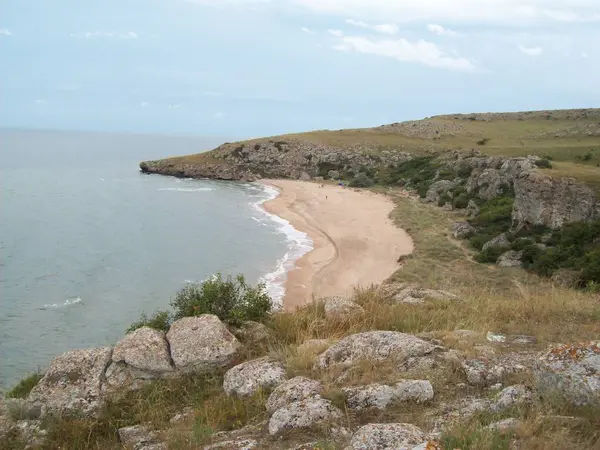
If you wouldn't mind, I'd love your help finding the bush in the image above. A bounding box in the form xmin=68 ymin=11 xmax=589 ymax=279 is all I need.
xmin=468 ymin=196 xmax=514 ymax=250
xmin=171 ymin=273 xmax=272 ymax=326
xmin=127 ymin=310 xmax=172 ymax=334
xmin=6 ymin=372 xmax=43 ymax=399
xmin=452 ymin=194 xmax=469 ymax=209
xmin=535 ymin=159 xmax=553 ymax=169
xmin=438 ymin=193 xmax=451 ymax=207
xmin=349 ymin=173 xmax=374 ymax=188
xmin=476 ymin=138 xmax=490 ymax=146
xmin=475 ymin=245 xmax=509 ymax=263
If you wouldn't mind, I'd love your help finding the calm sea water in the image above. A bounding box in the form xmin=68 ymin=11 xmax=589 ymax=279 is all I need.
xmin=0 ymin=129 xmax=311 ymax=389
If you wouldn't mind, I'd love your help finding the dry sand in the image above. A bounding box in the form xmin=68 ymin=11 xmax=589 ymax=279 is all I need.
xmin=262 ymin=180 xmax=413 ymax=311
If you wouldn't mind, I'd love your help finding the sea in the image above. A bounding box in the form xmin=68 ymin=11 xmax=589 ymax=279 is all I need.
xmin=0 ymin=129 xmax=312 ymax=389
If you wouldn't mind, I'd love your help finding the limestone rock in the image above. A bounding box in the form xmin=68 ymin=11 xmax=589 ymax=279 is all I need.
xmin=425 ymin=180 xmax=455 ymax=204
xmin=223 ymin=357 xmax=287 ymax=397
xmin=462 ymin=359 xmax=506 ymax=386
xmin=466 ymin=200 xmax=480 ymax=218
xmin=324 ymin=297 xmax=365 ymax=319
xmin=343 ymin=380 xmax=434 ymax=410
xmin=316 ymin=331 xmax=440 ymax=369
xmin=347 ymin=423 xmax=429 ymax=450
xmin=452 ymin=221 xmax=475 ymax=239
xmin=203 ymin=439 xmax=258 ymax=449
xmin=268 ymin=397 xmax=342 ymax=435
xmin=15 ymin=420 xmax=47 ymax=448
xmin=467 ymin=168 xmax=509 ymax=201
xmin=266 ymin=377 xmax=323 ymax=414
xmin=534 ymin=341 xmax=600 ymax=406
xmin=232 ymin=321 xmax=271 ymax=345
xmin=497 ymin=250 xmax=523 ymax=268
xmin=491 ymin=385 xmax=533 ymax=412
xmin=166 ymin=315 xmax=241 ymax=373
xmin=118 ymin=425 xmax=159 ymax=448
xmin=482 ymin=233 xmax=510 ymax=252
xmin=28 ymin=347 xmax=112 ymax=416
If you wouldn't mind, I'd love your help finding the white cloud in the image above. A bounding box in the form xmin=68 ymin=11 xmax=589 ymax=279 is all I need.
xmin=140 ymin=101 xmax=150 ymax=107
xmin=518 ymin=45 xmax=543 ymax=56
xmin=345 ymin=19 xmax=398 ymax=35
xmin=301 ymin=27 xmax=316 ymax=35
xmin=168 ymin=104 xmax=181 ymax=109
xmin=213 ymin=112 xmax=226 ymax=119
xmin=427 ymin=24 xmax=459 ymax=36
xmin=332 ymin=35 xmax=476 ymax=72
xmin=71 ymin=31 xmax=139 ymax=40
xmin=328 ymin=29 xmax=344 ymax=37
xmin=0 ymin=28 xmax=11 ymax=36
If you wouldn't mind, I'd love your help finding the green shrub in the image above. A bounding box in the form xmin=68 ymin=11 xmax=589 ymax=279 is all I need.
xmin=6 ymin=372 xmax=43 ymax=399
xmin=511 ymin=237 xmax=535 ymax=252
xmin=171 ymin=273 xmax=272 ymax=326
xmin=457 ymin=164 xmax=474 ymax=178
xmin=127 ymin=310 xmax=172 ymax=334
xmin=535 ymin=159 xmax=553 ymax=169
xmin=468 ymin=196 xmax=514 ymax=250
xmin=475 ymin=245 xmax=509 ymax=263
xmin=438 ymin=193 xmax=451 ymax=207
xmin=349 ymin=173 xmax=374 ymax=188
xmin=452 ymin=194 xmax=470 ymax=209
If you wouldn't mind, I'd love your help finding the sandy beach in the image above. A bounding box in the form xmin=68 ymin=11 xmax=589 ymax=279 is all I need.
xmin=262 ymin=180 xmax=413 ymax=311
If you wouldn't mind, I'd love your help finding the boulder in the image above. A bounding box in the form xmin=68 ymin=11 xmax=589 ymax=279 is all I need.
xmin=28 ymin=347 xmax=112 ymax=416
xmin=203 ymin=439 xmax=258 ymax=449
xmin=268 ymin=397 xmax=342 ymax=435
xmin=232 ymin=321 xmax=271 ymax=345
xmin=491 ymin=385 xmax=532 ymax=412
xmin=534 ymin=341 xmax=600 ymax=406
xmin=513 ymin=171 xmax=599 ymax=229
xmin=466 ymin=200 xmax=480 ymax=218
xmin=118 ymin=424 xmax=160 ymax=448
xmin=112 ymin=327 xmax=173 ymax=375
xmin=266 ymin=377 xmax=323 ymax=414
xmin=316 ymin=331 xmax=440 ymax=369
xmin=223 ymin=357 xmax=287 ymax=397
xmin=466 ymin=168 xmax=510 ymax=201
xmin=425 ymin=180 xmax=455 ymax=204
xmin=497 ymin=250 xmax=523 ymax=268
xmin=393 ymin=286 xmax=458 ymax=304
xmin=324 ymin=297 xmax=365 ymax=319
xmin=452 ymin=222 xmax=475 ymax=239
xmin=346 ymin=423 xmax=429 ymax=450
xmin=482 ymin=233 xmax=510 ymax=252
xmin=166 ymin=315 xmax=241 ymax=373
xmin=343 ymin=380 xmax=434 ymax=410
xmin=462 ymin=359 xmax=506 ymax=386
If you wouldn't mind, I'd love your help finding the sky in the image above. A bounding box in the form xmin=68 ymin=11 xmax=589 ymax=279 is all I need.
xmin=1 ymin=0 xmax=599 ymax=137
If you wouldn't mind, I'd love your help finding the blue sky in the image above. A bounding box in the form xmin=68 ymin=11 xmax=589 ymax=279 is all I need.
xmin=1 ymin=0 xmax=599 ymax=137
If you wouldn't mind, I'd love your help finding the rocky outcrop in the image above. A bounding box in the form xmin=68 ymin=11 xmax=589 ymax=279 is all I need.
xmin=323 ymin=296 xmax=365 ymax=319
xmin=481 ymin=233 xmax=510 ymax=251
xmin=28 ymin=347 xmax=113 ymax=416
xmin=497 ymin=250 xmax=523 ymax=267
xmin=534 ymin=341 xmax=600 ymax=405
xmin=343 ymin=380 xmax=434 ymax=410
xmin=223 ymin=357 xmax=287 ymax=397
xmin=452 ymin=221 xmax=475 ymax=239
xmin=316 ymin=331 xmax=440 ymax=369
xmin=425 ymin=180 xmax=456 ymax=204
xmin=268 ymin=397 xmax=343 ymax=435
xmin=266 ymin=377 xmax=323 ymax=414
xmin=167 ymin=315 xmax=241 ymax=373
xmin=513 ymin=171 xmax=599 ymax=229
xmin=346 ymin=423 xmax=430 ymax=450
xmin=118 ymin=424 xmax=165 ymax=449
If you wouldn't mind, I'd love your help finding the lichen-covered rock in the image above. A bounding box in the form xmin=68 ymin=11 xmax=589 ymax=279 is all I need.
xmin=452 ymin=221 xmax=475 ymax=239
xmin=467 ymin=168 xmax=510 ymax=201
xmin=347 ymin=423 xmax=429 ymax=450
xmin=28 ymin=347 xmax=112 ymax=416
xmin=481 ymin=233 xmax=510 ymax=252
xmin=324 ymin=297 xmax=365 ymax=319
xmin=462 ymin=359 xmax=506 ymax=386
xmin=497 ymin=250 xmax=523 ymax=268
xmin=343 ymin=380 xmax=434 ymax=410
xmin=166 ymin=315 xmax=241 ymax=373
xmin=203 ymin=439 xmax=258 ymax=449
xmin=316 ymin=331 xmax=440 ymax=369
xmin=534 ymin=341 xmax=600 ymax=405
xmin=268 ymin=397 xmax=342 ymax=435
xmin=232 ymin=321 xmax=271 ymax=345
xmin=266 ymin=377 xmax=323 ymax=413
xmin=425 ymin=180 xmax=456 ymax=204
xmin=118 ymin=424 xmax=159 ymax=448
xmin=114 ymin=327 xmax=173 ymax=374
xmin=466 ymin=200 xmax=480 ymax=218
xmin=223 ymin=357 xmax=287 ymax=397
xmin=491 ymin=385 xmax=532 ymax=412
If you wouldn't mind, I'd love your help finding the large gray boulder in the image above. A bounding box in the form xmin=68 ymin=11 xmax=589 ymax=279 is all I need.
xmin=324 ymin=297 xmax=365 ymax=319
xmin=223 ymin=357 xmax=287 ymax=397
xmin=346 ymin=423 xmax=429 ymax=450
xmin=266 ymin=377 xmax=323 ymax=414
xmin=28 ymin=347 xmax=112 ymax=416
xmin=166 ymin=315 xmax=241 ymax=373
xmin=452 ymin=221 xmax=475 ymax=239
xmin=482 ymin=233 xmax=510 ymax=252
xmin=497 ymin=250 xmax=523 ymax=267
xmin=316 ymin=332 xmax=440 ymax=369
xmin=268 ymin=397 xmax=343 ymax=435
xmin=425 ymin=180 xmax=455 ymax=204
xmin=343 ymin=380 xmax=434 ymax=410
xmin=466 ymin=168 xmax=509 ymax=201
xmin=534 ymin=341 xmax=600 ymax=406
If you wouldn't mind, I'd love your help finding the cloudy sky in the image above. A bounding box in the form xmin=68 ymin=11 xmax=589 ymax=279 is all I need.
xmin=1 ymin=0 xmax=599 ymax=137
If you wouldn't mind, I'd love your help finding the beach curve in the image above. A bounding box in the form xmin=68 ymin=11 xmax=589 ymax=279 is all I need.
xmin=261 ymin=179 xmax=414 ymax=311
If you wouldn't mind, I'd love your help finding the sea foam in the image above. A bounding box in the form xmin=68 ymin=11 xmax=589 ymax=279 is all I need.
xmin=41 ymin=297 xmax=83 ymax=310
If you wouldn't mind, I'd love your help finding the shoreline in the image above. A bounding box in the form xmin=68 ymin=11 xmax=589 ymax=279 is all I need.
xmin=260 ymin=180 xmax=414 ymax=311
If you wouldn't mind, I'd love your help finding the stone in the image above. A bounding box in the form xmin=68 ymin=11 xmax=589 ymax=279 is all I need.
xmin=425 ymin=180 xmax=455 ymax=204
xmin=234 ymin=321 xmax=271 ymax=345
xmin=466 ymin=200 xmax=480 ymax=218
xmin=482 ymin=233 xmax=510 ymax=252
xmin=166 ymin=315 xmax=241 ymax=373
xmin=268 ymin=397 xmax=342 ymax=435
xmin=28 ymin=347 xmax=112 ymax=416
xmin=487 ymin=418 xmax=520 ymax=433
xmin=316 ymin=331 xmax=440 ymax=369
xmin=347 ymin=423 xmax=429 ymax=450
xmin=15 ymin=420 xmax=47 ymax=448
xmin=497 ymin=250 xmax=523 ymax=267
xmin=203 ymin=439 xmax=258 ymax=449
xmin=534 ymin=341 xmax=600 ymax=406
xmin=462 ymin=359 xmax=506 ymax=386
xmin=223 ymin=357 xmax=287 ymax=397
xmin=118 ymin=424 xmax=160 ymax=448
xmin=491 ymin=385 xmax=533 ymax=412
xmin=114 ymin=327 xmax=173 ymax=374
xmin=323 ymin=297 xmax=365 ymax=319
xmin=452 ymin=221 xmax=475 ymax=239
xmin=266 ymin=377 xmax=323 ymax=414
xmin=343 ymin=380 xmax=434 ymax=410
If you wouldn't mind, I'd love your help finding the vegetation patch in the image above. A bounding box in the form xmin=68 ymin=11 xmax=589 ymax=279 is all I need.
xmin=468 ymin=197 xmax=515 ymax=250
xmin=5 ymin=372 xmax=43 ymax=399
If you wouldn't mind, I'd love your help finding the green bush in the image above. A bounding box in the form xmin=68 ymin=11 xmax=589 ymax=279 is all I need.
xmin=6 ymin=372 xmax=43 ymax=399
xmin=438 ymin=193 xmax=451 ymax=207
xmin=535 ymin=159 xmax=553 ymax=169
xmin=171 ymin=273 xmax=272 ymax=326
xmin=468 ymin=196 xmax=514 ymax=250
xmin=475 ymin=245 xmax=509 ymax=263
xmin=349 ymin=173 xmax=374 ymax=188
xmin=511 ymin=237 xmax=535 ymax=252
xmin=127 ymin=310 xmax=172 ymax=334
xmin=452 ymin=194 xmax=469 ymax=209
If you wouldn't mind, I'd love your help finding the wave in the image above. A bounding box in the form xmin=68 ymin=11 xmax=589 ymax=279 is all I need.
xmin=252 ymin=184 xmax=314 ymax=308
xmin=157 ymin=187 xmax=215 ymax=192
xmin=41 ymin=297 xmax=83 ymax=310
